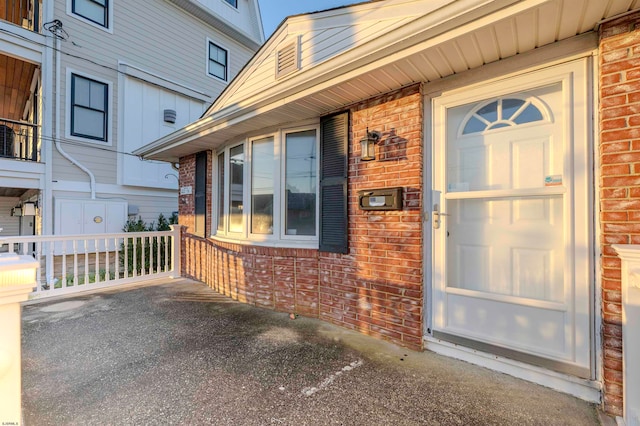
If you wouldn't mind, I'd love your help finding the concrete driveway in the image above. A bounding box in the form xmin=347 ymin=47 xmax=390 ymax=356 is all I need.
xmin=22 ymin=279 xmax=600 ymax=425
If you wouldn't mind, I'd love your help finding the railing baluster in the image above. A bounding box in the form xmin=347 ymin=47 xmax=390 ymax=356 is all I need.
xmin=133 ymin=236 xmax=137 ymax=278
xmin=94 ymin=239 xmax=99 ymax=283
xmin=141 ymin=236 xmax=146 ymax=276
xmin=104 ymin=238 xmax=110 ymax=282
xmin=73 ymin=240 xmax=78 ymax=287
xmin=61 ymin=240 xmax=67 ymax=289
xmin=84 ymin=239 xmax=89 ymax=286
xmin=115 ymin=237 xmax=120 ymax=279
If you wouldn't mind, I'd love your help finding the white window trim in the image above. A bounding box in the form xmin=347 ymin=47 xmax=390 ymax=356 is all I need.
xmin=66 ymin=0 xmax=114 ymax=33
xmin=65 ymin=68 xmax=113 ymax=146
xmin=206 ymin=38 xmax=230 ymax=82
xmin=212 ymin=123 xmax=320 ymax=247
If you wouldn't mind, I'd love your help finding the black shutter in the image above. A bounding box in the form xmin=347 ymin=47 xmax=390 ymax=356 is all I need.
xmin=319 ymin=111 xmax=349 ymax=253
xmin=194 ymin=151 xmax=207 ymax=238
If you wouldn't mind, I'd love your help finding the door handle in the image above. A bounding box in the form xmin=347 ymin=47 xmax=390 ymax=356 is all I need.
xmin=432 ymin=203 xmax=449 ymax=229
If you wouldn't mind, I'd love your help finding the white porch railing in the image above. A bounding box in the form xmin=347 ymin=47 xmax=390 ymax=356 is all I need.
xmin=0 ymin=225 xmax=182 ymax=300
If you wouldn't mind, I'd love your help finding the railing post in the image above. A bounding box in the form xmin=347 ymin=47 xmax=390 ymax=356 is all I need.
xmin=0 ymin=253 xmax=39 ymax=425
xmin=613 ymin=245 xmax=640 ymax=426
xmin=169 ymin=225 xmax=184 ymax=279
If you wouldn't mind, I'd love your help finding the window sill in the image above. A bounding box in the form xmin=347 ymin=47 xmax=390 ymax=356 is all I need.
xmin=208 ymin=234 xmax=318 ymax=250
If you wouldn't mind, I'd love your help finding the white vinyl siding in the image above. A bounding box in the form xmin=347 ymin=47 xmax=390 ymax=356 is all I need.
xmin=0 ymin=197 xmax=21 ymax=238
xmin=215 ymin=8 xmax=421 ymax=111
xmin=53 ymin=0 xmax=255 ymax=187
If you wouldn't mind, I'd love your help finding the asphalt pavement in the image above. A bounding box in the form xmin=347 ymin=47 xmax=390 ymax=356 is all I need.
xmin=22 ymin=278 xmax=601 ymax=425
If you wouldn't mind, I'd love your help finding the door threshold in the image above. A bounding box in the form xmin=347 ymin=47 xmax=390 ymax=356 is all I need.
xmin=424 ymin=335 xmax=601 ymax=403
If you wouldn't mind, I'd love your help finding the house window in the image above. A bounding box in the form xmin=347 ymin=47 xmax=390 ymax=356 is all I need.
xmin=194 ymin=152 xmax=207 ymax=238
xmin=71 ymin=74 xmax=108 ymax=141
xmin=251 ymin=137 xmax=275 ymax=235
xmin=72 ymin=0 xmax=108 ymax=27
xmin=224 ymin=0 xmax=237 ymax=7
xmin=208 ymin=42 xmax=228 ymax=81
xmin=285 ymin=130 xmax=316 ymax=236
xmin=228 ymin=144 xmax=244 ymax=233
xmin=217 ymin=152 xmax=225 ymax=232
xmin=215 ymin=126 xmax=320 ymax=244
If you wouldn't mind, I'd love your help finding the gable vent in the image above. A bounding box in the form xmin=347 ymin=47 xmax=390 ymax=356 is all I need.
xmin=276 ymin=38 xmax=299 ymax=78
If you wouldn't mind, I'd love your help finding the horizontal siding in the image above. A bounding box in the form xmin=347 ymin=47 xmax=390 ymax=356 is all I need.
xmin=220 ymin=14 xmax=416 ymax=109
xmin=0 ymin=197 xmax=20 ymax=237
xmin=50 ymin=0 xmax=256 ymax=194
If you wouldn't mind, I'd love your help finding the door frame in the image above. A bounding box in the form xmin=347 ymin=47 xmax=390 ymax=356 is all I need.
xmin=422 ymin=57 xmax=598 ymax=393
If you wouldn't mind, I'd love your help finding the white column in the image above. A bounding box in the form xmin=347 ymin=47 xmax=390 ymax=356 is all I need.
xmin=613 ymin=245 xmax=640 ymax=426
xmin=0 ymin=253 xmax=39 ymax=425
xmin=169 ymin=225 xmax=184 ymax=279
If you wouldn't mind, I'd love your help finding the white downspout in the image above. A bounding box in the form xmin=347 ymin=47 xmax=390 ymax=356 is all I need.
xmin=54 ymin=38 xmax=96 ymax=199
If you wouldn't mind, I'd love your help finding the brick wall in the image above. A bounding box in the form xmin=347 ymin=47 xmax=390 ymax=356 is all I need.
xmin=178 ymin=84 xmax=424 ymax=350
xmin=599 ymin=13 xmax=640 ymax=417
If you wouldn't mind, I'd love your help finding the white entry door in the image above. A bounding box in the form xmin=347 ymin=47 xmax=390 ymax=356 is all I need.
xmin=431 ymin=61 xmax=592 ymax=378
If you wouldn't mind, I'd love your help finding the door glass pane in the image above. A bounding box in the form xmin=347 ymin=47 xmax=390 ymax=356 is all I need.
xmin=228 ymin=145 xmax=244 ymax=233
xmin=446 ymin=196 xmax=564 ymax=303
xmin=285 ymin=130 xmax=316 ymax=236
xmin=251 ymin=137 xmax=274 ymax=234
xmin=217 ymin=152 xmax=224 ymax=232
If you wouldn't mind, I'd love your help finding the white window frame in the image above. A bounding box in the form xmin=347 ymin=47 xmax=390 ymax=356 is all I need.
xmin=65 ymin=68 xmax=113 ymax=145
xmin=207 ymin=39 xmax=230 ymax=82
xmin=213 ymin=124 xmax=320 ymax=247
xmin=67 ymin=0 xmax=113 ymax=33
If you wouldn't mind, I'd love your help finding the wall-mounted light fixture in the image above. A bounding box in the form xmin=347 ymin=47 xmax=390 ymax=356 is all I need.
xmin=360 ymin=129 xmax=381 ymax=161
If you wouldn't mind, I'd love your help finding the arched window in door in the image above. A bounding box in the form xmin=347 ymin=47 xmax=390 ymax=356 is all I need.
xmin=460 ymin=96 xmax=550 ymax=136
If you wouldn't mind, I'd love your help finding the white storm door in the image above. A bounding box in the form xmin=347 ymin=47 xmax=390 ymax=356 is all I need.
xmin=431 ymin=62 xmax=592 ymax=378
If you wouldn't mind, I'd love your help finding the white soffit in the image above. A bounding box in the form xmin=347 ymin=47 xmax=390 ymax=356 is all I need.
xmin=138 ymin=0 xmax=640 ymax=162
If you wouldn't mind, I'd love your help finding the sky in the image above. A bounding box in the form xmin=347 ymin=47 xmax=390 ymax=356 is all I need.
xmin=258 ymin=0 xmax=361 ymax=38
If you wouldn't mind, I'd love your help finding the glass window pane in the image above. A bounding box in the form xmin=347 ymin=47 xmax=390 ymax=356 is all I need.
xmin=514 ymin=104 xmax=544 ymax=125
xmin=73 ymin=76 xmax=91 ymax=107
xmin=89 ymin=81 xmax=106 ymax=110
xmin=462 ymin=116 xmax=486 ymax=135
xmin=502 ymin=98 xmax=525 ymax=120
xmin=217 ymin=152 xmax=225 ymax=232
xmin=209 ymin=61 xmax=226 ymax=80
xmin=73 ymin=106 xmax=105 ymax=139
xmin=251 ymin=137 xmax=274 ymax=234
xmin=228 ymin=145 xmax=244 ymax=233
xmin=74 ymin=0 xmax=106 ymax=26
xmin=285 ymin=130 xmax=317 ymax=236
xmin=477 ymin=101 xmax=498 ymax=122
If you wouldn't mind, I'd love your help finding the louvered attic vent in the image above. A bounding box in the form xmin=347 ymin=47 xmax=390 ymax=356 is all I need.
xmin=276 ymin=39 xmax=299 ymax=78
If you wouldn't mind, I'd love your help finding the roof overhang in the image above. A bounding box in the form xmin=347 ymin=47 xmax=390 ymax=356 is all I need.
xmin=166 ymin=0 xmax=262 ymax=50
xmin=137 ymin=0 xmax=626 ymax=163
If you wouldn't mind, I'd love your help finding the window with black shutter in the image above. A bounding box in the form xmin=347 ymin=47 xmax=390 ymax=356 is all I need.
xmin=194 ymin=151 xmax=207 ymax=237
xmin=319 ymin=111 xmax=349 ymax=253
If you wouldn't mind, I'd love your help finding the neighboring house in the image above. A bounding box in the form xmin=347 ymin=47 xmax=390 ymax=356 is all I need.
xmin=0 ymin=0 xmax=263 ymax=242
xmin=137 ymin=0 xmax=637 ymax=420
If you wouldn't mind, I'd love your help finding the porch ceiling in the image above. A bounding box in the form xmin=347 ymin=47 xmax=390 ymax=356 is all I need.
xmin=138 ymin=0 xmax=640 ymax=163
xmin=0 ymin=54 xmax=37 ymax=121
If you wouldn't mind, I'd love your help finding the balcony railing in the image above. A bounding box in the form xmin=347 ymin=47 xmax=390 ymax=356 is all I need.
xmin=0 ymin=118 xmax=39 ymax=162
xmin=1 ymin=0 xmax=40 ymax=31
xmin=0 ymin=226 xmax=183 ymax=300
